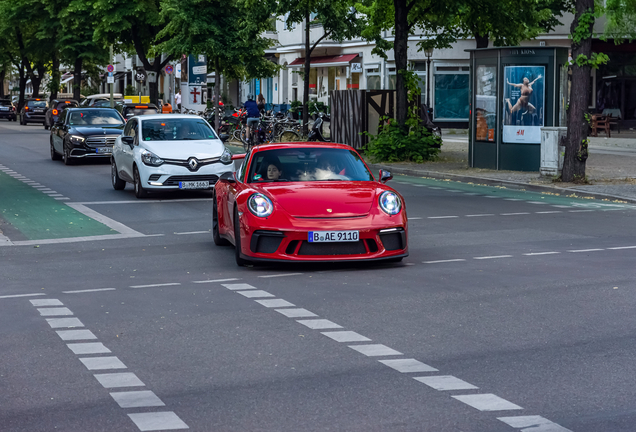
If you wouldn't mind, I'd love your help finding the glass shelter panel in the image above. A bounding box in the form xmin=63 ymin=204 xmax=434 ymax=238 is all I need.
xmin=475 ymin=65 xmax=497 ymax=142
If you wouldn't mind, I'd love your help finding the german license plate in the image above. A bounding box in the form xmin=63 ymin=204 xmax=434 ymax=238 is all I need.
xmin=308 ymin=230 xmax=359 ymax=243
xmin=34 ymin=109 xmax=44 ymax=113
xmin=96 ymin=147 xmax=112 ymax=154
xmin=0 ymin=107 xmax=8 ymax=111
xmin=179 ymin=181 xmax=209 ymax=189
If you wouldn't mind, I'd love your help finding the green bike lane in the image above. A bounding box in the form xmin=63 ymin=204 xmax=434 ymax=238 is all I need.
xmin=0 ymin=170 xmax=116 ymax=242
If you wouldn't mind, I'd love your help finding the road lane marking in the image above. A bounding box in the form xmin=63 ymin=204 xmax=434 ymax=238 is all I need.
xmin=535 ymin=211 xmax=562 ymax=214
xmin=474 ymin=255 xmax=513 ymax=260
xmin=127 ymin=412 xmax=189 ymax=431
xmin=498 ymin=415 xmax=572 ymax=431
xmin=607 ymin=246 xmax=636 ymax=250
xmin=465 ymin=214 xmax=494 ymax=217
xmin=46 ymin=317 xmax=84 ymax=328
xmin=237 ymin=290 xmax=274 ymax=298
xmin=38 ymin=307 xmax=73 ymax=316
xmin=527 ymin=201 xmax=547 ymax=204
xmin=423 ymin=259 xmax=466 ymax=264
xmin=567 ymin=248 xmax=604 ymax=253
xmin=56 ymin=330 xmax=97 ymax=341
xmin=110 ymin=391 xmax=165 ymax=408
xmin=428 ymin=216 xmax=459 ymax=219
xmin=254 ymin=299 xmax=296 ymax=308
xmin=379 ymin=359 xmax=438 ymax=373
xmin=569 ymin=209 xmax=594 ymax=212
xmin=523 ymin=252 xmax=560 ymax=256
xmin=297 ymin=319 xmax=342 ymax=329
xmin=80 ymin=356 xmax=127 ymax=370
xmin=0 ymin=293 xmax=45 ymax=299
xmin=67 ymin=342 xmax=111 ymax=355
xmin=408 ymin=217 xmax=422 ymax=220
xmin=2 ymin=233 xmax=159 ymax=247
xmin=63 ymin=288 xmax=116 ymax=294
xmin=192 ymin=278 xmax=240 ymax=283
xmin=65 ymin=203 xmax=144 ymax=236
xmin=501 ymin=212 xmax=530 ymax=216
xmin=258 ymin=273 xmax=303 ymax=278
xmin=504 ymin=198 xmax=523 ymax=201
xmin=484 ymin=196 xmax=500 ymax=198
xmin=349 ymin=344 xmax=402 ymax=357
xmin=130 ymin=283 xmax=181 ymax=289
xmin=275 ymin=308 xmax=318 ymax=318
xmin=75 ymin=198 xmax=213 ymax=205
xmin=321 ymin=331 xmax=371 ymax=343
xmin=414 ymin=375 xmax=479 ymax=391
xmin=94 ymin=373 xmax=145 ymax=389
xmin=30 ymin=299 xmax=63 ymax=306
xmin=173 ymin=231 xmax=209 ymax=235
xmin=452 ymin=394 xmax=523 ymax=411
xmin=222 ymin=283 xmax=256 ymax=290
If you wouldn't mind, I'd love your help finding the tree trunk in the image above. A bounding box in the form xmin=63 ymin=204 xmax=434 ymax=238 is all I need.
xmin=0 ymin=69 xmax=5 ymax=99
xmin=50 ymin=53 xmax=60 ymax=101
xmin=394 ymin=0 xmax=408 ymax=129
xmin=30 ymin=64 xmax=46 ymax=98
xmin=147 ymin=55 xmax=162 ymax=105
xmin=562 ymin=0 xmax=594 ymax=183
xmin=18 ymin=61 xmax=26 ymax=112
xmin=73 ymin=57 xmax=83 ymax=101
xmin=475 ymin=33 xmax=489 ymax=49
xmin=215 ymin=59 xmax=221 ymax=133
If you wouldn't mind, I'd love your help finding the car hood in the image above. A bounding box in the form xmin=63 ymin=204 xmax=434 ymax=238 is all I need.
xmin=72 ymin=126 xmax=124 ymax=136
xmin=256 ymin=182 xmax=379 ymax=218
xmin=140 ymin=140 xmax=225 ymax=159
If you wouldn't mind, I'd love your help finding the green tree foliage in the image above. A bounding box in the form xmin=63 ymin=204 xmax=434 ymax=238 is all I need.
xmin=604 ymin=0 xmax=636 ymax=40
xmin=279 ymin=0 xmax=364 ymax=134
xmin=156 ymin=0 xmax=278 ymax=130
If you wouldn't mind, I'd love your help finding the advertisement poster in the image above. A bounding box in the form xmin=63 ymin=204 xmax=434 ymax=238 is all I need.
xmin=475 ymin=65 xmax=497 ymax=142
xmin=502 ymin=66 xmax=545 ymax=143
xmin=181 ymin=54 xmax=207 ymax=111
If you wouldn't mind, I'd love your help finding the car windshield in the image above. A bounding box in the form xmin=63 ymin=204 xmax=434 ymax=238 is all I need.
xmin=27 ymin=100 xmax=47 ymax=108
xmin=126 ymin=108 xmax=156 ymax=117
xmin=141 ymin=118 xmax=218 ymax=141
xmin=68 ymin=110 xmax=124 ymax=126
xmin=248 ymin=148 xmax=373 ymax=183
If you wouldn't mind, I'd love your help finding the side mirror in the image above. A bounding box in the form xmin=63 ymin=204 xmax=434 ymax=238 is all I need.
xmin=121 ymin=136 xmax=134 ymax=147
xmin=219 ymin=171 xmax=236 ymax=183
xmin=379 ymin=170 xmax=392 ymax=183
xmin=219 ymin=133 xmax=229 ymax=142
xmin=231 ymin=153 xmax=246 ymax=161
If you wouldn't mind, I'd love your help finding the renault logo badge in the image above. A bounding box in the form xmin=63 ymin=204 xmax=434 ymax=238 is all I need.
xmin=188 ymin=157 xmax=199 ymax=171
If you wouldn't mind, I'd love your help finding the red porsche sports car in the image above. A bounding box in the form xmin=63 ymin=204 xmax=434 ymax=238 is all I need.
xmin=213 ymin=142 xmax=408 ymax=266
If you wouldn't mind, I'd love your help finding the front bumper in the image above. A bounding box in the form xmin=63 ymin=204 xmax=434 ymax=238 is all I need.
xmin=0 ymin=111 xmax=16 ymax=119
xmin=68 ymin=135 xmax=121 ymax=158
xmin=139 ymin=161 xmax=235 ymax=190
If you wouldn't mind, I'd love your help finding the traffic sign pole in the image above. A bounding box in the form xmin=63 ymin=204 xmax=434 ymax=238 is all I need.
xmin=109 ymin=45 xmax=114 ymax=108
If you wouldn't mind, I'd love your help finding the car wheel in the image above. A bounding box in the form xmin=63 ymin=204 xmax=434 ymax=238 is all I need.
xmin=50 ymin=139 xmax=61 ymax=161
xmin=111 ymin=159 xmax=126 ymax=190
xmin=63 ymin=145 xmax=74 ymax=165
xmin=213 ymin=192 xmax=230 ymax=246
xmin=234 ymin=207 xmax=250 ymax=266
xmin=133 ymin=166 xmax=148 ymax=198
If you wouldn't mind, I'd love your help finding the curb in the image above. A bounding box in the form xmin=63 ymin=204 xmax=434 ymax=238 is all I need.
xmin=367 ymin=163 xmax=636 ymax=204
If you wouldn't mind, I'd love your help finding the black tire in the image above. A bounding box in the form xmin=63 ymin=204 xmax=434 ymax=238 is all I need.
xmin=234 ymin=207 xmax=250 ymax=266
xmin=50 ymin=139 xmax=61 ymax=161
xmin=133 ymin=166 xmax=148 ymax=198
xmin=213 ymin=192 xmax=230 ymax=246
xmin=63 ymin=145 xmax=74 ymax=165
xmin=111 ymin=159 xmax=126 ymax=190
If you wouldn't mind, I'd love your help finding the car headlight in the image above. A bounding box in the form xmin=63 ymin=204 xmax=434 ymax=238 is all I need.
xmin=141 ymin=149 xmax=164 ymax=166
xmin=379 ymin=191 xmax=402 ymax=215
xmin=69 ymin=135 xmax=85 ymax=144
xmin=220 ymin=148 xmax=232 ymax=164
xmin=248 ymin=193 xmax=273 ymax=217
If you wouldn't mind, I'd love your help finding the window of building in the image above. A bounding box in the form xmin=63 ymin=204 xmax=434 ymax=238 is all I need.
xmin=433 ymin=64 xmax=470 ymax=120
xmin=366 ymin=66 xmax=380 ymax=90
xmin=387 ymin=67 xmax=397 ymax=90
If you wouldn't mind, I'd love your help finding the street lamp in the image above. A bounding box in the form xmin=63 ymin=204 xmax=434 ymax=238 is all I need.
xmin=425 ymin=48 xmax=433 ymax=108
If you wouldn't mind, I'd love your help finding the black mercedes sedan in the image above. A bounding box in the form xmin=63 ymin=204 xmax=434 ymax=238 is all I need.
xmin=50 ymin=107 xmax=125 ymax=165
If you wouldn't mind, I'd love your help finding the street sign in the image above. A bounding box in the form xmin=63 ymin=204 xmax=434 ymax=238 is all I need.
xmin=107 ymin=65 xmax=114 ymax=73
xmin=350 ymin=63 xmax=362 ymax=73
xmin=135 ymin=68 xmax=147 ymax=84
xmin=107 ymin=72 xmax=114 ymax=84
xmin=147 ymin=71 xmax=157 ymax=83
xmin=175 ymin=63 xmax=181 ymax=76
xmin=165 ymin=65 xmax=173 ymax=75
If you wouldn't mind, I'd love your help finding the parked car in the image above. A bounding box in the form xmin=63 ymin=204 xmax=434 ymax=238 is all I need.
xmin=111 ymin=114 xmax=233 ymax=198
xmin=213 ymin=143 xmax=408 ymax=266
xmin=44 ymin=99 xmax=79 ymax=130
xmin=80 ymin=93 xmax=123 ymax=107
xmin=20 ymin=98 xmax=48 ymax=125
xmin=0 ymin=99 xmax=17 ymax=121
xmin=50 ymin=107 xmax=125 ymax=165
xmin=115 ymin=102 xmax=159 ymax=121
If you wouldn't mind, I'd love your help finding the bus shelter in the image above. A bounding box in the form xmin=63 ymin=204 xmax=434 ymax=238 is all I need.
xmin=468 ymin=47 xmax=569 ymax=171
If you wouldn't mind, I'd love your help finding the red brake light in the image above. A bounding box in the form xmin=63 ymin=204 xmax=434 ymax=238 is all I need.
xmin=160 ymin=123 xmax=166 ymax=126
xmin=52 ymin=109 xmax=59 ymax=115
xmin=135 ymin=106 xmax=148 ymax=109
xmin=35 ymin=99 xmax=40 ymax=101
xmin=64 ymin=101 xmax=70 ymax=103
xmin=25 ymin=107 xmax=29 ymax=110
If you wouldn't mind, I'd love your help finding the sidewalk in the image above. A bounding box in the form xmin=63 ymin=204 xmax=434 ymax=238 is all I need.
xmin=367 ymin=132 xmax=636 ymax=203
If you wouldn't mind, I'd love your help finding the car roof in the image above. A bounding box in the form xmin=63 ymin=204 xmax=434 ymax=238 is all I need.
xmin=135 ymin=114 xmax=207 ymax=121
xmin=86 ymin=93 xmax=123 ymax=99
xmin=123 ymin=103 xmax=157 ymax=108
xmin=250 ymin=142 xmax=355 ymax=152
xmin=66 ymin=107 xmax=119 ymax=110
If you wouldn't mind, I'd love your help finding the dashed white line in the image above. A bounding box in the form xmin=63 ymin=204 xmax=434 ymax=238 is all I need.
xmin=504 ymin=198 xmax=523 ymax=201
xmin=567 ymin=248 xmax=604 ymax=253
xmin=484 ymin=196 xmax=500 ymax=198
xmin=423 ymin=259 xmax=466 ymax=264
xmin=523 ymin=252 xmax=560 ymax=256
xmin=569 ymin=209 xmax=594 ymax=212
xmin=452 ymin=394 xmax=523 ymax=411
xmin=80 ymin=356 xmax=127 ymax=370
xmin=474 ymin=255 xmax=513 ymax=260
xmin=63 ymin=288 xmax=116 ymax=294
xmin=57 ymin=330 xmax=98 ymax=341
xmin=498 ymin=415 xmax=572 ymax=432
xmin=414 ymin=375 xmax=479 ymax=391
xmin=110 ymin=390 xmax=165 ymax=408
xmin=0 ymin=293 xmax=46 ymax=299
xmin=408 ymin=217 xmax=422 ymax=220
xmin=127 ymin=412 xmax=189 ymax=431
xmin=535 ymin=211 xmax=562 ymax=214
xmin=174 ymin=230 xmax=209 ymax=235
xmin=46 ymin=317 xmax=84 ymax=328
xmin=607 ymin=245 xmax=636 ymax=250
xmin=465 ymin=214 xmax=494 ymax=217
xmin=348 ymin=344 xmax=402 ymax=357
xmin=222 ymin=283 xmax=256 ymax=290
xmin=255 ymin=299 xmax=296 ymax=308
xmin=67 ymin=342 xmax=111 ymax=355
xmin=258 ymin=273 xmax=303 ymax=278
xmin=321 ymin=331 xmax=371 ymax=343
xmin=30 ymin=299 xmax=63 ymax=306
xmin=192 ymin=278 xmax=239 ymax=283
xmin=275 ymin=308 xmax=318 ymax=318
xmin=428 ymin=216 xmax=459 ymax=219
xmin=527 ymin=201 xmax=547 ymax=205
xmin=38 ymin=307 xmax=73 ymax=316
xmin=379 ymin=358 xmax=438 ymax=373
xmin=130 ymin=283 xmax=181 ymax=288
xmin=297 ymin=319 xmax=342 ymax=330
xmin=94 ymin=373 xmax=145 ymax=389
xmin=501 ymin=212 xmax=530 ymax=216
xmin=236 ymin=290 xmax=275 ymax=298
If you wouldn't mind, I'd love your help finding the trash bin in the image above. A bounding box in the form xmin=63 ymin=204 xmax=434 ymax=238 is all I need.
xmin=540 ymin=127 xmax=567 ymax=176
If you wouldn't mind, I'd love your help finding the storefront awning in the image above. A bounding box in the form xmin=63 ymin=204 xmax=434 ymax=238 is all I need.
xmin=289 ymin=54 xmax=358 ymax=68
xmin=61 ymin=76 xmax=73 ymax=84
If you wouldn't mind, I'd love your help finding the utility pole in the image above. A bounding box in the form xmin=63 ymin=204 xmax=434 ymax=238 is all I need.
xmin=110 ymin=45 xmax=114 ymax=108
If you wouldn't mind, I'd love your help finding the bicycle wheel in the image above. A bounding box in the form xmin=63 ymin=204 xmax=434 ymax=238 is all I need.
xmin=279 ymin=130 xmax=301 ymax=142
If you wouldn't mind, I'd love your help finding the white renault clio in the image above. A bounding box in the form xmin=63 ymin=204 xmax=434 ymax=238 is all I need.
xmin=111 ymin=114 xmax=234 ymax=198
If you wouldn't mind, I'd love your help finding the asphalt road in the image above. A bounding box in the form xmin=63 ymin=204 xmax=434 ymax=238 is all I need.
xmin=1 ymin=120 xmax=636 ymax=432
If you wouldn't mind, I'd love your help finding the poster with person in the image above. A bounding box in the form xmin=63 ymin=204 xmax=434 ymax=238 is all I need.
xmin=502 ymin=66 xmax=545 ymax=144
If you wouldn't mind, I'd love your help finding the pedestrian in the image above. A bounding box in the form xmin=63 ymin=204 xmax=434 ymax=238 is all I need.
xmin=175 ymin=90 xmax=182 ymax=113
xmin=257 ymin=93 xmax=266 ymax=114
xmin=244 ymin=94 xmax=260 ymax=143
